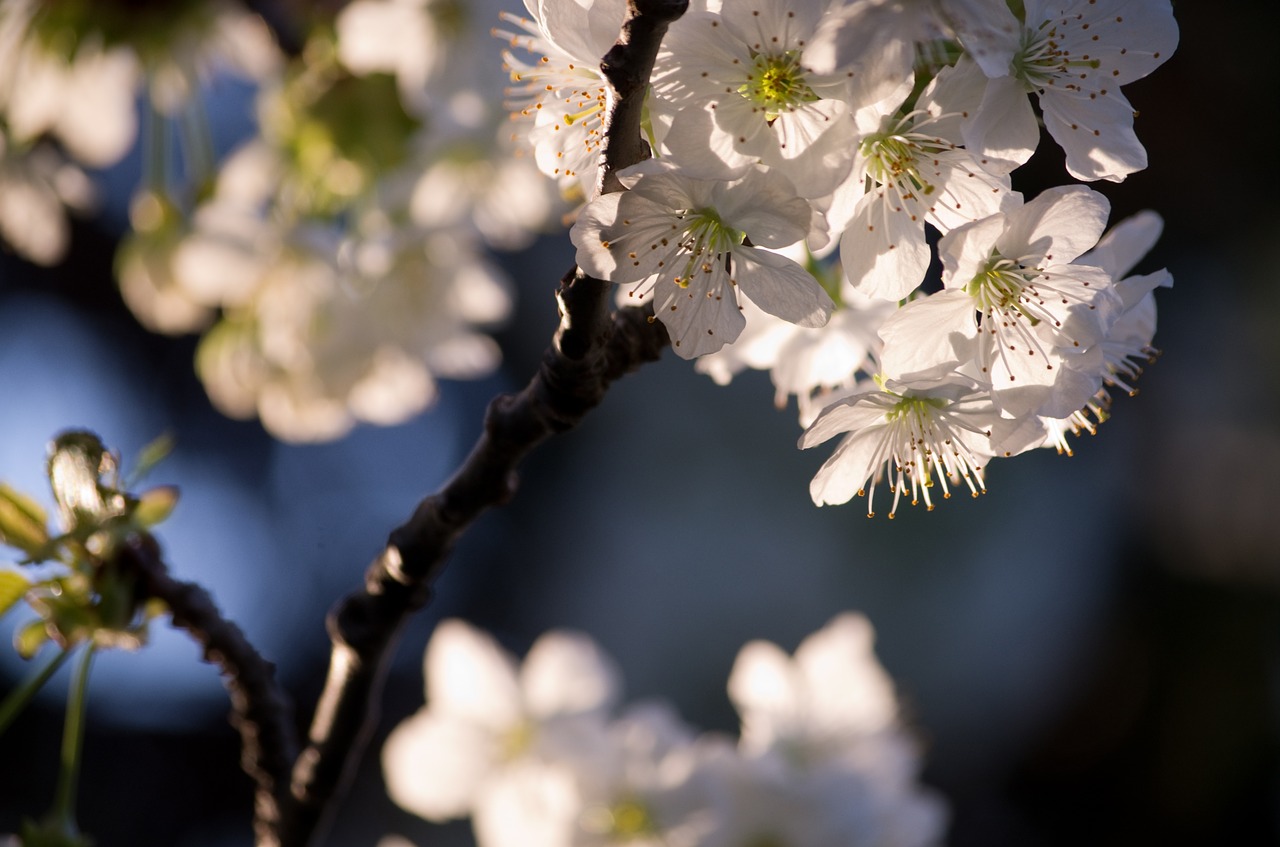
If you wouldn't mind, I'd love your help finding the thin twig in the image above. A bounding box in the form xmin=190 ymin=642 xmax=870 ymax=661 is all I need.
xmin=275 ymin=2 xmax=685 ymax=845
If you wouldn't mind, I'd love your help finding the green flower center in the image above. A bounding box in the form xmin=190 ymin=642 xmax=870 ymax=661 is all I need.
xmin=500 ymin=721 xmax=535 ymax=760
xmin=965 ymin=254 xmax=1040 ymax=322
xmin=859 ymin=119 xmax=948 ymax=195
xmin=885 ymin=395 xmax=948 ymax=425
xmin=739 ymin=51 xmax=818 ymax=121
xmin=581 ymin=798 xmax=657 ymax=840
xmin=672 ymin=207 xmax=746 ymax=288
xmin=608 ymin=799 xmax=656 ymax=838
xmin=1012 ymin=23 xmax=1101 ymax=90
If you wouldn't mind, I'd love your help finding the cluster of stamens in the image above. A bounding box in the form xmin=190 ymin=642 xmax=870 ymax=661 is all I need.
xmin=860 ymin=392 xmax=987 ymax=518
xmin=739 ymin=50 xmax=817 ymax=121
xmin=493 ymin=12 xmax=608 ymax=179
xmin=966 ymin=253 xmax=1092 ymax=377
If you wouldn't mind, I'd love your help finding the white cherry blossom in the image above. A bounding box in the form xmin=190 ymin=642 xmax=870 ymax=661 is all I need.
xmin=879 ymin=185 xmax=1122 ymax=418
xmin=990 ymin=210 xmax=1171 ymax=457
xmin=801 ymin=376 xmax=998 ymax=515
xmin=957 ymin=0 xmax=1178 ymax=181
xmin=839 ymin=63 xmax=1018 ymax=301
xmin=383 ymin=618 xmax=621 ymax=823
xmin=572 ymin=160 xmax=833 ymax=359
xmin=495 ymin=0 xmax=628 ymax=199
xmin=718 ymin=613 xmax=949 ymax=845
xmin=650 ymin=0 xmax=861 ymax=200
xmin=562 ymin=705 xmax=722 ymax=847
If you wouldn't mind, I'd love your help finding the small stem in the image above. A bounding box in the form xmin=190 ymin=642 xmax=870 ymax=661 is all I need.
xmin=0 ymin=646 xmax=72 ymax=738
xmin=179 ymin=93 xmax=217 ymax=197
xmin=52 ymin=644 xmax=95 ymax=834
xmin=142 ymin=99 xmax=168 ymax=195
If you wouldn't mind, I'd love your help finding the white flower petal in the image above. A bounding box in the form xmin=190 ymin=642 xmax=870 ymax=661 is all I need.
xmin=521 ymin=630 xmax=620 ymax=718
xmin=382 ymin=710 xmax=500 ymax=821
xmin=734 ymin=248 xmax=833 ymax=329
xmin=426 ymin=619 xmax=523 ymax=729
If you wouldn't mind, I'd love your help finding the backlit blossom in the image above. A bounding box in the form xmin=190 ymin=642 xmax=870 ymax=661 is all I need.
xmin=495 ymin=0 xmax=628 ymax=199
xmin=879 ymin=186 xmax=1122 ymax=418
xmin=989 ymin=209 xmax=1171 ymax=457
xmin=801 ymin=376 xmax=998 ymax=515
xmin=956 ymin=0 xmax=1179 ymax=181
xmin=839 ymin=63 xmax=1018 ymax=301
xmin=572 ymin=160 xmax=833 ymax=359
xmin=383 ymin=619 xmax=621 ymax=822
xmin=650 ymin=0 xmax=862 ymax=200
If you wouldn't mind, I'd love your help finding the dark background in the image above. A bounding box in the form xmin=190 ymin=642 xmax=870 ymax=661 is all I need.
xmin=3 ymin=2 xmax=1278 ymax=845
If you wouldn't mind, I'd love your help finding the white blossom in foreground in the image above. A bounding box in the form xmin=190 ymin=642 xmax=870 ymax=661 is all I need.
xmin=1086 ymin=214 xmax=1171 ymax=398
xmin=572 ymin=160 xmax=834 ymax=359
xmin=383 ymin=619 xmax=621 ymax=823
xmin=552 ymin=705 xmax=723 ymax=847
xmin=712 ymin=613 xmax=948 ymax=846
xmin=801 ymin=376 xmax=998 ymax=515
xmin=956 ymin=0 xmax=1178 ymax=181
xmin=494 ymin=0 xmax=628 ymax=199
xmin=386 ymin=614 xmax=948 ymax=847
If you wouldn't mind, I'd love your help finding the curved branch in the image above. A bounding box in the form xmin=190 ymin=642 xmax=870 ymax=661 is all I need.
xmin=275 ymin=2 xmax=685 ymax=845
xmin=124 ymin=536 xmax=298 ymax=847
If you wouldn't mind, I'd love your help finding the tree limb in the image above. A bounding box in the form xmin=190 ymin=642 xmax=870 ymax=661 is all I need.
xmin=123 ymin=535 xmax=298 ymax=847
xmin=274 ymin=2 xmax=685 ymax=844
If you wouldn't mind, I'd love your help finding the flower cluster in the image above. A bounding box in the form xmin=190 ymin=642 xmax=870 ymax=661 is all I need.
xmin=1 ymin=0 xmax=1178 ymax=500
xmin=0 ymin=0 xmax=277 ymax=264
xmin=383 ymin=614 xmax=946 ymax=847
xmin=547 ymin=0 xmax=1177 ymax=515
xmin=0 ymin=0 xmax=562 ymax=441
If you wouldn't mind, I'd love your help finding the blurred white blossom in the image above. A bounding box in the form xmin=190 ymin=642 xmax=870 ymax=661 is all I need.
xmin=385 ymin=614 xmax=947 ymax=847
xmin=383 ymin=619 xmax=621 ymax=822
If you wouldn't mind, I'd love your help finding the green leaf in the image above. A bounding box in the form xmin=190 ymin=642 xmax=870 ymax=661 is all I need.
xmin=132 ymin=485 xmax=179 ymax=528
xmin=0 ymin=570 xmax=30 ymax=618
xmin=128 ymin=433 xmax=174 ymax=485
xmin=0 ymin=482 xmax=47 ymax=527
xmin=0 ymin=484 xmax=50 ymax=556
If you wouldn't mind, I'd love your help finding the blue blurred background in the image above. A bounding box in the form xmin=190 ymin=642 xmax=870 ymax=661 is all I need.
xmin=2 ymin=4 xmax=1279 ymax=846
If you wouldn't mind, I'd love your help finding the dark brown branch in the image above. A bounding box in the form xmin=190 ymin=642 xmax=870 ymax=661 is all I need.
xmin=122 ymin=536 xmax=297 ymax=847
xmin=597 ymin=0 xmax=688 ymax=194
xmin=274 ymin=2 xmax=685 ymax=845
xmin=276 ymin=298 xmax=669 ymax=846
